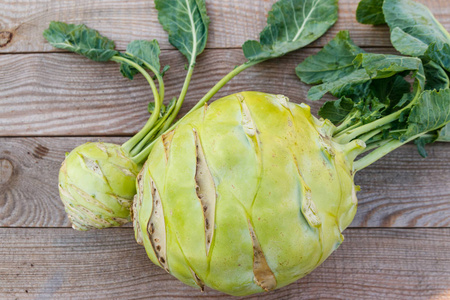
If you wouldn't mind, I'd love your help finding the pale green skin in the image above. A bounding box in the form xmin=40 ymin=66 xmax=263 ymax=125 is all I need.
xmin=59 ymin=142 xmax=140 ymax=230
xmin=134 ymin=92 xmax=362 ymax=296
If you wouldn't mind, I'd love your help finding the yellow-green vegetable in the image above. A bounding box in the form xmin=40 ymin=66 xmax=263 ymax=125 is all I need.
xmin=133 ymin=92 xmax=363 ymax=296
xmin=59 ymin=143 xmax=140 ymax=230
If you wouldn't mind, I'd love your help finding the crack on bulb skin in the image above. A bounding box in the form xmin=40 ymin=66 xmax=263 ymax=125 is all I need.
xmin=133 ymin=170 xmax=145 ymax=245
xmin=69 ymin=184 xmax=114 ymax=214
xmin=292 ymin=153 xmax=324 ymax=266
xmin=79 ymin=154 xmax=104 ymax=177
xmin=108 ymin=193 xmax=133 ymax=209
xmin=193 ymin=129 xmax=217 ymax=257
xmin=146 ymin=176 xmax=168 ymax=271
xmin=236 ymin=94 xmax=263 ymax=212
xmin=110 ymin=162 xmax=136 ymax=177
xmin=59 ymin=183 xmax=128 ymax=230
xmin=162 ymin=130 xmax=175 ymax=162
xmin=189 ymin=267 xmax=205 ymax=291
xmin=237 ymin=93 xmax=257 ymax=136
xmin=247 ymin=220 xmax=277 ymax=292
xmin=274 ymin=94 xmax=290 ymax=108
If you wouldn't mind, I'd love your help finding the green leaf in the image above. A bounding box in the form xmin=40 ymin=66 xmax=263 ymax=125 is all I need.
xmin=369 ymin=75 xmax=411 ymax=106
xmin=437 ymin=124 xmax=450 ymax=142
xmin=127 ymin=40 xmax=161 ymax=71
xmin=43 ymin=21 xmax=117 ymax=62
xmin=148 ymin=97 xmax=177 ymax=116
xmin=401 ymin=89 xmax=450 ymax=141
xmin=318 ymin=97 xmax=355 ymax=124
xmin=354 ymin=53 xmax=425 ymax=89
xmin=148 ymin=102 xmax=164 ymax=115
xmin=383 ymin=0 xmax=450 ymax=57
xmin=161 ymin=65 xmax=171 ymax=77
xmin=356 ymin=0 xmax=386 ymax=25
xmin=242 ymin=0 xmax=338 ymax=62
xmin=307 ymin=68 xmax=371 ymax=100
xmin=308 ymin=53 xmax=424 ymax=101
xmin=119 ymin=40 xmax=162 ymax=80
xmin=155 ymin=0 xmax=209 ymax=65
xmin=414 ymin=135 xmax=436 ymax=158
xmin=296 ymin=31 xmax=365 ymax=84
xmin=423 ymin=60 xmax=450 ymax=91
xmin=424 ymin=41 xmax=450 ymax=73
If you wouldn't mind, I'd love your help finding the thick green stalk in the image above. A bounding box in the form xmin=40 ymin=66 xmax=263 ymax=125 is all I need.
xmin=361 ymin=139 xmax=393 ymax=153
xmin=160 ymin=65 xmax=195 ymax=133
xmin=140 ymin=60 xmax=165 ymax=104
xmin=129 ymin=98 xmax=176 ymax=156
xmin=334 ymin=111 xmax=361 ymax=135
xmin=357 ymin=124 xmax=391 ymax=143
xmin=335 ymin=110 xmax=403 ymax=144
xmin=353 ymin=133 xmax=425 ymax=171
xmin=112 ymin=56 xmax=162 ymax=154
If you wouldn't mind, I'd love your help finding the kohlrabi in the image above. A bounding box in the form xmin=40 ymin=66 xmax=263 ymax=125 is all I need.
xmin=44 ymin=0 xmax=450 ymax=296
xmin=45 ymin=0 xmax=210 ymax=229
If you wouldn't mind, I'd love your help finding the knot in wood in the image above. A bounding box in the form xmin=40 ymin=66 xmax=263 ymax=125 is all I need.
xmin=0 ymin=158 xmax=14 ymax=185
xmin=0 ymin=31 xmax=13 ymax=48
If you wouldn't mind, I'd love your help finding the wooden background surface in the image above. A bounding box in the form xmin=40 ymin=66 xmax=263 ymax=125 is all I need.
xmin=0 ymin=0 xmax=449 ymax=299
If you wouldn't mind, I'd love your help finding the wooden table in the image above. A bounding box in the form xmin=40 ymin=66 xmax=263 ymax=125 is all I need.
xmin=1 ymin=0 xmax=449 ymax=299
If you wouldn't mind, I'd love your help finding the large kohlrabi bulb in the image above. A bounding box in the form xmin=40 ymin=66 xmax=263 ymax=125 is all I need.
xmin=133 ymin=92 xmax=364 ymax=296
xmin=59 ymin=142 xmax=140 ymax=230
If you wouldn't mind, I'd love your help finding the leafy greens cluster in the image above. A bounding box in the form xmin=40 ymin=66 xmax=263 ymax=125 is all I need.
xmin=43 ymin=0 xmax=340 ymax=164
xmin=296 ymin=0 xmax=450 ymax=165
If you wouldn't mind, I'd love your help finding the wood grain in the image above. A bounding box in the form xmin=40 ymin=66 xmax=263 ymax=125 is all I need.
xmin=0 ymin=228 xmax=448 ymax=299
xmin=0 ymin=137 xmax=449 ymax=228
xmin=0 ymin=48 xmax=401 ymax=136
xmin=0 ymin=0 xmax=449 ymax=53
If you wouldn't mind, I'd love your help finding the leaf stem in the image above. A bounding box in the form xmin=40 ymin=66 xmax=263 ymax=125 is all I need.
xmin=357 ymin=124 xmax=391 ymax=143
xmin=353 ymin=133 xmax=425 ymax=172
xmin=334 ymin=111 xmax=360 ymax=134
xmin=361 ymin=138 xmax=393 ymax=154
xmin=112 ymin=55 xmax=162 ymax=154
xmin=160 ymin=64 xmax=195 ymax=133
xmin=129 ymin=97 xmax=176 ymax=156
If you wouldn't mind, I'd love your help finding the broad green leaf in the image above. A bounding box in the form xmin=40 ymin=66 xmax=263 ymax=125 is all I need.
xmin=437 ymin=124 xmax=450 ymax=142
xmin=119 ymin=40 xmax=162 ymax=80
xmin=423 ymin=60 xmax=450 ymax=91
xmin=354 ymin=53 xmax=425 ymax=89
xmin=43 ymin=22 xmax=117 ymax=62
xmin=308 ymin=69 xmax=371 ymax=100
xmin=356 ymin=0 xmax=385 ymax=25
xmin=383 ymin=0 xmax=450 ymax=57
xmin=155 ymin=0 xmax=209 ymax=65
xmin=369 ymin=76 xmax=411 ymax=107
xmin=389 ymin=27 xmax=428 ymax=57
xmin=296 ymin=31 xmax=365 ymax=84
xmin=127 ymin=40 xmax=161 ymax=71
xmin=401 ymin=89 xmax=450 ymax=141
xmin=308 ymin=53 xmax=424 ymax=101
xmin=424 ymin=41 xmax=450 ymax=73
xmin=318 ymin=97 xmax=354 ymax=124
xmin=242 ymin=0 xmax=338 ymax=62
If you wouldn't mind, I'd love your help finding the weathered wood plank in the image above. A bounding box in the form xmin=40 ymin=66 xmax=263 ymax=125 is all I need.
xmin=0 ymin=48 xmax=401 ymax=136
xmin=0 ymin=0 xmax=448 ymax=52
xmin=0 ymin=228 xmax=448 ymax=299
xmin=0 ymin=137 xmax=449 ymax=228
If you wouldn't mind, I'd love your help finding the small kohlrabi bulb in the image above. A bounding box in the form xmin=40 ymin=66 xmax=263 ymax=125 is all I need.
xmin=58 ymin=142 xmax=140 ymax=230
